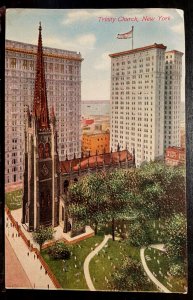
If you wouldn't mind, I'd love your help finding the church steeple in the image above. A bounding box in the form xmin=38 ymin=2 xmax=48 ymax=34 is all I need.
xmin=33 ymin=22 xmax=49 ymax=130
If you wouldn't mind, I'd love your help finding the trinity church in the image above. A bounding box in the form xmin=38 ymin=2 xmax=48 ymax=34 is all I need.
xmin=21 ymin=24 xmax=135 ymax=234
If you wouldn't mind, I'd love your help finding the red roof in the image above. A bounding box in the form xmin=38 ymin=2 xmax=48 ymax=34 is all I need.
xmin=109 ymin=43 xmax=167 ymax=58
xmin=82 ymin=119 xmax=94 ymax=125
xmin=60 ymin=150 xmax=133 ymax=174
xmin=165 ymin=50 xmax=184 ymax=56
xmin=166 ymin=146 xmax=185 ymax=152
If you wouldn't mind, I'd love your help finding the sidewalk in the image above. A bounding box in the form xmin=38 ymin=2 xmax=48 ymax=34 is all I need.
xmin=5 ymin=237 xmax=32 ymax=288
xmin=5 ymin=209 xmax=58 ymax=289
xmin=83 ymin=234 xmax=112 ymax=291
xmin=11 ymin=208 xmax=94 ymax=248
xmin=140 ymin=246 xmax=171 ymax=293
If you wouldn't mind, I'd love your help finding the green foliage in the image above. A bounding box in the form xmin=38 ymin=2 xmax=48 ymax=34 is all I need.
xmin=68 ymin=162 xmax=186 ymax=247
xmin=42 ymin=235 xmax=104 ymax=290
xmin=110 ymin=257 xmax=151 ymax=291
xmin=138 ymin=162 xmax=186 ymax=219
xmin=169 ymin=262 xmax=186 ymax=277
xmin=145 ymin=247 xmax=187 ymax=293
xmin=5 ymin=189 xmax=22 ymax=210
xmin=32 ymin=225 xmax=54 ymax=250
xmin=128 ymin=221 xmax=151 ymax=247
xmin=48 ymin=242 xmax=71 ymax=260
xmin=165 ymin=213 xmax=187 ymax=260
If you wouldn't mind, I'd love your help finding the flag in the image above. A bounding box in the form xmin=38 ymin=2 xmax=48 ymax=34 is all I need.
xmin=117 ymin=27 xmax=133 ymax=39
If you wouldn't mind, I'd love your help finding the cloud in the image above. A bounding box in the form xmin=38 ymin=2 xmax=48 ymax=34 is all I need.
xmin=62 ymin=9 xmax=113 ymax=25
xmin=41 ymin=33 xmax=96 ymax=53
xmin=76 ymin=34 xmax=96 ymax=49
xmin=94 ymin=52 xmax=111 ymax=71
xmin=170 ymin=22 xmax=184 ymax=35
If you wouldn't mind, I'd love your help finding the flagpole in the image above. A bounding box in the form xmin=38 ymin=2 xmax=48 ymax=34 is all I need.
xmin=132 ymin=26 xmax=134 ymax=50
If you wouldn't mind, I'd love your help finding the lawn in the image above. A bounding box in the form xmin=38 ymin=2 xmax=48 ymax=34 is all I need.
xmin=89 ymin=238 xmax=156 ymax=291
xmin=5 ymin=189 xmax=23 ymax=210
xmin=41 ymin=234 xmax=104 ymax=290
xmin=145 ymin=247 xmax=187 ymax=293
xmin=41 ymin=218 xmax=186 ymax=292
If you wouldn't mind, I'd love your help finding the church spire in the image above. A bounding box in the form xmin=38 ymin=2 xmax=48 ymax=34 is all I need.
xmin=33 ymin=22 xmax=50 ymax=130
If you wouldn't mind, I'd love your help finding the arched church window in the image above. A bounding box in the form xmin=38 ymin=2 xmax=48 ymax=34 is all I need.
xmin=38 ymin=143 xmax=44 ymax=159
xmin=45 ymin=143 xmax=50 ymax=158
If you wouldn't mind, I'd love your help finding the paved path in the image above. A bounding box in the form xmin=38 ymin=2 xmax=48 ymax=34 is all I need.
xmin=83 ymin=234 xmax=112 ymax=291
xmin=5 ymin=237 xmax=32 ymax=288
xmin=140 ymin=246 xmax=171 ymax=293
xmin=5 ymin=210 xmax=56 ymax=289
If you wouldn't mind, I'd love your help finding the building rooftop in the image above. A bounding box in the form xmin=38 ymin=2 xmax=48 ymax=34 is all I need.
xmin=165 ymin=50 xmax=184 ymax=56
xmin=82 ymin=131 xmax=109 ymax=136
xmin=6 ymin=39 xmax=83 ymax=62
xmin=60 ymin=150 xmax=133 ymax=174
xmin=109 ymin=43 xmax=167 ymax=58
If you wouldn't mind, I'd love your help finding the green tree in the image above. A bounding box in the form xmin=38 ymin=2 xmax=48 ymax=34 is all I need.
xmin=83 ymin=172 xmax=108 ymax=234
xmin=48 ymin=242 xmax=71 ymax=260
xmin=138 ymin=162 xmax=186 ymax=219
xmin=105 ymin=169 xmax=135 ymax=241
xmin=69 ymin=172 xmax=109 ymax=235
xmin=165 ymin=213 xmax=187 ymax=260
xmin=165 ymin=213 xmax=187 ymax=278
xmin=110 ymin=257 xmax=151 ymax=291
xmin=128 ymin=220 xmax=151 ymax=247
xmin=68 ymin=179 xmax=88 ymax=234
xmin=32 ymin=225 xmax=54 ymax=251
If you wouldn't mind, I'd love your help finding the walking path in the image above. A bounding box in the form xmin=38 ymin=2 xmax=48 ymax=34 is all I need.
xmin=83 ymin=234 xmax=112 ymax=291
xmin=5 ymin=209 xmax=58 ymax=289
xmin=140 ymin=245 xmax=171 ymax=293
xmin=5 ymin=237 xmax=32 ymax=288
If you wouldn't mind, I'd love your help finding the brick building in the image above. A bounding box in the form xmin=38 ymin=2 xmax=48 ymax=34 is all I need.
xmin=82 ymin=132 xmax=110 ymax=156
xmin=165 ymin=146 xmax=185 ymax=166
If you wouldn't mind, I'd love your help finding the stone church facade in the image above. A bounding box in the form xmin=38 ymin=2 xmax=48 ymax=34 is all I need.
xmin=22 ymin=24 xmax=135 ymax=234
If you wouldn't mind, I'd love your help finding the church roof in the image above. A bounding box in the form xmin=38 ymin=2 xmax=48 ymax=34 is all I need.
xmin=60 ymin=150 xmax=133 ymax=174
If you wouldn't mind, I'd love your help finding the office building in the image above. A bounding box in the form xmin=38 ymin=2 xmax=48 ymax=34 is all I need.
xmin=164 ymin=50 xmax=183 ymax=148
xmin=5 ymin=38 xmax=83 ymax=184
xmin=109 ymin=43 xmax=183 ymax=166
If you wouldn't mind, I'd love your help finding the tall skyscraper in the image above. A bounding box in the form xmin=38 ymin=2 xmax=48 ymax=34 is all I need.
xmin=109 ymin=43 xmax=183 ymax=166
xmin=164 ymin=50 xmax=183 ymax=148
xmin=5 ymin=38 xmax=83 ymax=185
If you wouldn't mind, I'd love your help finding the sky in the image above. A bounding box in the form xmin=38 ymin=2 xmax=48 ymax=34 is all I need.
xmin=6 ymin=8 xmax=185 ymax=101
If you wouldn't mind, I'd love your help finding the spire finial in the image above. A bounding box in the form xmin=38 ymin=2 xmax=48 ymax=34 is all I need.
xmin=39 ymin=22 xmax=42 ymax=31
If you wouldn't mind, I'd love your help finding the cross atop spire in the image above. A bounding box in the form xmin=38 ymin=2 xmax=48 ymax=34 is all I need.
xmin=33 ymin=23 xmax=50 ymax=130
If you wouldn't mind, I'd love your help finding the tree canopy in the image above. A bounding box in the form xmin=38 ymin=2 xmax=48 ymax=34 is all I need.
xmin=32 ymin=225 xmax=54 ymax=251
xmin=68 ymin=162 xmax=186 ymax=244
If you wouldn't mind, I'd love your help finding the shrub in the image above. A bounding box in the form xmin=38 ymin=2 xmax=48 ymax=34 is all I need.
xmin=110 ymin=257 xmax=151 ymax=291
xmin=129 ymin=222 xmax=151 ymax=247
xmin=32 ymin=225 xmax=54 ymax=251
xmin=48 ymin=242 xmax=71 ymax=260
xmin=169 ymin=262 xmax=186 ymax=277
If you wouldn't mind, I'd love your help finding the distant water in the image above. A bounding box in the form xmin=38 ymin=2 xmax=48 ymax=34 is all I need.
xmin=81 ymin=100 xmax=185 ymax=122
xmin=81 ymin=100 xmax=110 ymax=117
